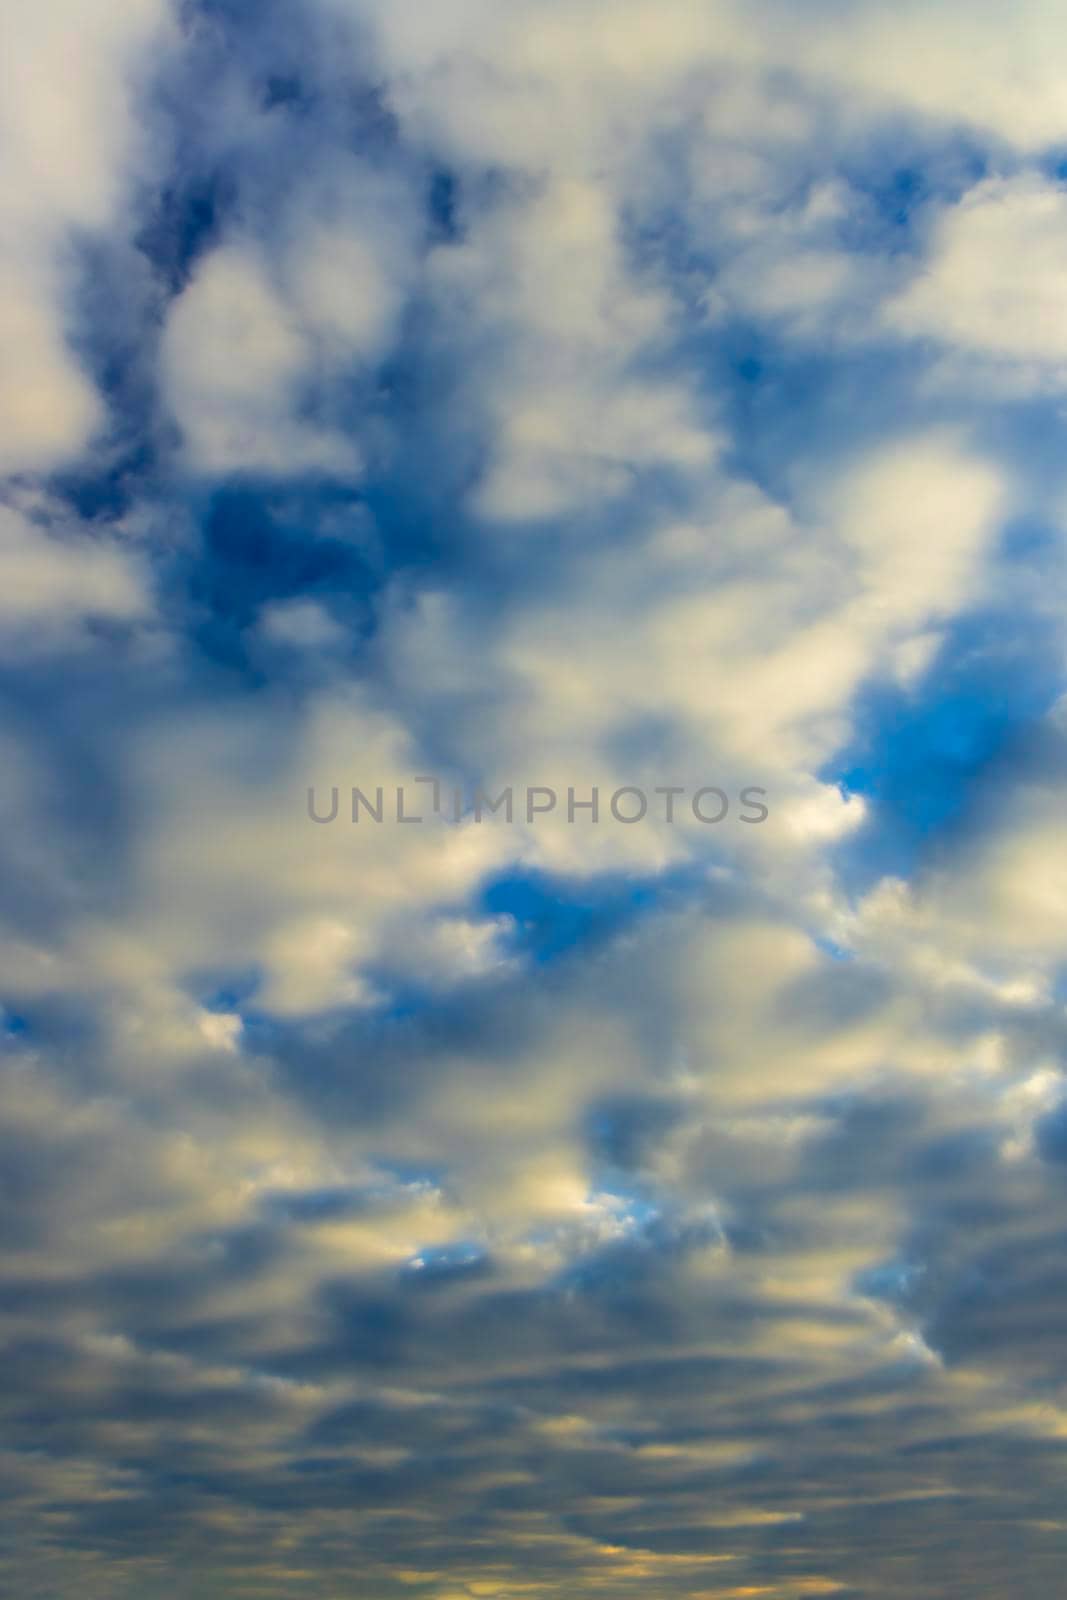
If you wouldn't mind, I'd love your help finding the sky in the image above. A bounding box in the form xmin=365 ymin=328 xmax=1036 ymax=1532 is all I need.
xmin=4 ymin=2 xmax=1067 ymax=1596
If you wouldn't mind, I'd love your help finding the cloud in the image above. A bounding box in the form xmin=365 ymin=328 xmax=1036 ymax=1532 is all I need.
xmin=159 ymin=162 xmax=420 ymax=476
xmin=780 ymin=0 xmax=1067 ymax=153
xmin=0 ymin=0 xmax=171 ymax=473
xmin=0 ymin=494 xmax=150 ymax=647
xmin=4 ymin=2 xmax=1067 ymax=1597
xmin=887 ymin=175 xmax=1067 ymax=378
xmin=161 ymin=242 xmax=359 ymax=477
xmin=0 ymin=265 xmax=105 ymax=476
xmin=420 ymin=171 xmax=718 ymax=522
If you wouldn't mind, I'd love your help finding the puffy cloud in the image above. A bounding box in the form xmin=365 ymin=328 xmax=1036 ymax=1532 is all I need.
xmin=377 ymin=433 xmax=1004 ymax=902
xmin=160 ymin=165 xmax=420 ymax=475
xmin=0 ymin=265 xmax=105 ymax=476
xmin=257 ymin=597 xmax=349 ymax=652
xmin=4 ymin=2 xmax=1067 ymax=1597
xmin=0 ymin=496 xmax=149 ymax=647
xmin=887 ymin=175 xmax=1067 ymax=378
xmin=161 ymin=242 xmax=358 ymax=477
xmin=782 ymin=0 xmax=1067 ymax=152
xmin=72 ymin=688 xmax=516 ymax=1023
xmin=0 ymin=0 xmax=171 ymax=473
xmin=425 ymin=172 xmax=716 ymax=523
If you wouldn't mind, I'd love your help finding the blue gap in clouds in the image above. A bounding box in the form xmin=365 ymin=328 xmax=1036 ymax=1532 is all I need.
xmin=51 ymin=114 xmax=247 ymax=523
xmin=481 ymin=867 xmax=695 ymax=966
xmin=53 ymin=159 xmax=239 ymax=522
xmin=427 ymin=168 xmax=462 ymax=243
xmin=184 ymin=474 xmax=482 ymax=682
xmin=823 ymin=601 xmax=1064 ymax=891
xmin=136 ymin=166 xmax=235 ymax=297
xmin=372 ymin=869 xmax=696 ymax=1023
xmin=187 ymin=965 xmax=264 ymax=1017
xmin=399 ymin=1241 xmax=491 ymax=1288
xmin=717 ymin=332 xmax=939 ymax=505
xmin=838 ymin=135 xmax=988 ymax=245
xmin=56 ymin=231 xmax=171 ymax=521
xmin=186 ymin=485 xmax=379 ymax=671
xmin=670 ymin=138 xmax=989 ymax=502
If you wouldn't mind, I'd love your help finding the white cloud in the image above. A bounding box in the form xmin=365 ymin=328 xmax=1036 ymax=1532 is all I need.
xmin=785 ymin=0 xmax=1067 ymax=153
xmin=5 ymin=6 xmax=1067 ymax=1594
xmin=0 ymin=264 xmax=105 ymax=476
xmin=887 ymin=175 xmax=1067 ymax=375
xmin=161 ymin=243 xmax=360 ymax=477
xmin=0 ymin=0 xmax=171 ymax=474
xmin=428 ymin=174 xmax=716 ymax=522
xmin=380 ymin=436 xmax=1004 ymax=895
xmin=258 ymin=599 xmax=348 ymax=652
xmin=0 ymin=500 xmax=148 ymax=646
xmin=824 ymin=432 xmax=1005 ymax=626
xmin=76 ymin=690 xmax=516 ymax=1023
xmin=288 ymin=218 xmax=410 ymax=359
xmin=160 ymin=168 xmax=419 ymax=476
